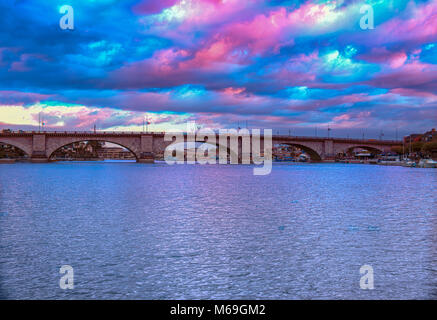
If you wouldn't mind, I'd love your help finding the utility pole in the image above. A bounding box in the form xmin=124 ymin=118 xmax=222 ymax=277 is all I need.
xmin=402 ymin=138 xmax=405 ymax=160
xmin=94 ymin=124 xmax=96 ymax=134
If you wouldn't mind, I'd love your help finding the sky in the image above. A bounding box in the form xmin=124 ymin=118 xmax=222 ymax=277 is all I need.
xmin=0 ymin=0 xmax=436 ymax=138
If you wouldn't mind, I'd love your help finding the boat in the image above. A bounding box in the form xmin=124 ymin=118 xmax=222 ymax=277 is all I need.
xmin=417 ymin=159 xmax=437 ymax=168
xmin=378 ymin=160 xmax=402 ymax=166
xmin=402 ymin=160 xmax=416 ymax=167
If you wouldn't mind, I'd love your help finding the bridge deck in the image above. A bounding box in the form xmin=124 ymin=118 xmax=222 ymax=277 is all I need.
xmin=0 ymin=131 xmax=402 ymax=145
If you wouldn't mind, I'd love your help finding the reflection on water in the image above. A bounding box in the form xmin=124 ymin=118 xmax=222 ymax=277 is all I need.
xmin=0 ymin=162 xmax=436 ymax=299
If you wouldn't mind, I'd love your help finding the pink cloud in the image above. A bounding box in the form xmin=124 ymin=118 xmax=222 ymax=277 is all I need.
xmin=288 ymin=93 xmax=371 ymax=112
xmin=333 ymin=114 xmax=350 ymax=121
xmin=357 ymin=48 xmax=407 ymax=69
xmin=352 ymin=1 xmax=437 ymax=47
xmin=221 ymin=87 xmax=246 ymax=95
xmin=390 ymin=88 xmax=437 ymax=100
xmin=364 ymin=61 xmax=437 ymax=92
xmin=189 ymin=2 xmax=340 ymax=61
xmin=9 ymin=53 xmax=47 ymax=72
xmin=140 ymin=1 xmax=344 ymax=70
xmin=0 ymin=90 xmax=52 ymax=105
xmin=132 ymin=0 xmax=179 ymax=14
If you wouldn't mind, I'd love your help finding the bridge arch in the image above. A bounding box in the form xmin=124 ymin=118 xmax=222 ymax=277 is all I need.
xmin=0 ymin=140 xmax=31 ymax=158
xmin=346 ymin=145 xmax=383 ymax=155
xmin=276 ymin=143 xmax=322 ymax=162
xmin=161 ymin=140 xmax=240 ymax=163
xmin=47 ymin=139 xmax=140 ymax=161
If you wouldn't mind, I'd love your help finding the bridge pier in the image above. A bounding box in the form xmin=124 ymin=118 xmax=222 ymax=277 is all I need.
xmin=137 ymin=135 xmax=155 ymax=163
xmin=30 ymin=154 xmax=49 ymax=163
xmin=137 ymin=152 xmax=155 ymax=163
xmin=322 ymin=140 xmax=334 ymax=160
xmin=31 ymin=134 xmax=49 ymax=162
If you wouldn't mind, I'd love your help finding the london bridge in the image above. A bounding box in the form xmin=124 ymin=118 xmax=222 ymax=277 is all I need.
xmin=0 ymin=130 xmax=401 ymax=163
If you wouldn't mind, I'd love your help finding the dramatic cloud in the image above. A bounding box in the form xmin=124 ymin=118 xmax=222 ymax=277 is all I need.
xmin=0 ymin=0 xmax=436 ymax=137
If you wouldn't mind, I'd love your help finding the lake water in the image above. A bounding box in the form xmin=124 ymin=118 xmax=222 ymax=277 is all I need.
xmin=0 ymin=162 xmax=436 ymax=299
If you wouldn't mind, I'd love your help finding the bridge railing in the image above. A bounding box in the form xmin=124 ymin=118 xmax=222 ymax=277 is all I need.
xmin=272 ymin=134 xmax=401 ymax=143
xmin=0 ymin=130 xmax=402 ymax=143
xmin=0 ymin=130 xmax=167 ymax=135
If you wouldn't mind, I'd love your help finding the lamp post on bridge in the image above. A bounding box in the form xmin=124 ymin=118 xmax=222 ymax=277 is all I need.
xmin=38 ymin=112 xmax=42 ymax=132
xmin=143 ymin=115 xmax=150 ymax=133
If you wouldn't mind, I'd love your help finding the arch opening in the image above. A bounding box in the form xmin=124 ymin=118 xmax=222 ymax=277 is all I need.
xmin=0 ymin=142 xmax=29 ymax=160
xmin=48 ymin=140 xmax=138 ymax=161
xmin=344 ymin=146 xmax=383 ymax=159
xmin=275 ymin=143 xmax=322 ymax=162
xmin=161 ymin=141 xmax=238 ymax=163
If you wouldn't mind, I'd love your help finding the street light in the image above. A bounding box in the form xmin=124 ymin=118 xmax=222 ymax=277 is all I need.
xmin=143 ymin=115 xmax=150 ymax=133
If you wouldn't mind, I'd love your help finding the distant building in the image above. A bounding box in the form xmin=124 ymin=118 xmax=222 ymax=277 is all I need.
xmin=421 ymin=128 xmax=437 ymax=142
xmin=403 ymin=134 xmax=423 ymax=143
xmin=403 ymin=128 xmax=436 ymax=143
xmin=402 ymin=128 xmax=437 ymax=160
xmin=97 ymin=147 xmax=135 ymax=159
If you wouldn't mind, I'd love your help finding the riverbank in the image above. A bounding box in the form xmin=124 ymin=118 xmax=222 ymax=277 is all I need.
xmin=335 ymin=159 xmax=437 ymax=168
xmin=0 ymin=159 xmax=15 ymax=163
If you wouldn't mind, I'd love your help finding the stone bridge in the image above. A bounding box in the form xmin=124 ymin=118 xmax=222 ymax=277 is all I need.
xmin=0 ymin=131 xmax=402 ymax=163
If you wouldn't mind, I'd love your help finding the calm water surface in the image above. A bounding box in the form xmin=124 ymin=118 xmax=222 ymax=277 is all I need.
xmin=0 ymin=162 xmax=436 ymax=299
